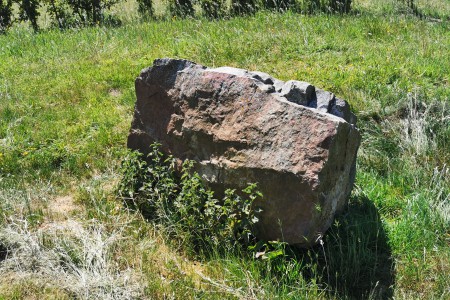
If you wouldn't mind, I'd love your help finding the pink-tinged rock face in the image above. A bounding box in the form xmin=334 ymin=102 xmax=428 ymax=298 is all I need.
xmin=128 ymin=58 xmax=361 ymax=247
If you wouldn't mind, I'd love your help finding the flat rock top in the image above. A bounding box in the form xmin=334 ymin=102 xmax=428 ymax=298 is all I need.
xmin=145 ymin=58 xmax=357 ymax=125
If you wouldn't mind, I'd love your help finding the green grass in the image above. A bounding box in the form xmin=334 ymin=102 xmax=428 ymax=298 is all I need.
xmin=0 ymin=0 xmax=449 ymax=298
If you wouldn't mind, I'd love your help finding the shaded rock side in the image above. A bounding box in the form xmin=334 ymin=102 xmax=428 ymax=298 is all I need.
xmin=128 ymin=58 xmax=361 ymax=246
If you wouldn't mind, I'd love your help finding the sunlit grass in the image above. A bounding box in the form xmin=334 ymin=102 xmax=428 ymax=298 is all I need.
xmin=0 ymin=1 xmax=449 ymax=298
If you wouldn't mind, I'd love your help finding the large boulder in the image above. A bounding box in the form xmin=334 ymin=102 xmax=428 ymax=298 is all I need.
xmin=128 ymin=58 xmax=361 ymax=246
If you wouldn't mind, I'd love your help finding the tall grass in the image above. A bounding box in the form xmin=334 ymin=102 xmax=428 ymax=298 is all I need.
xmin=0 ymin=218 xmax=145 ymax=299
xmin=0 ymin=0 xmax=449 ymax=298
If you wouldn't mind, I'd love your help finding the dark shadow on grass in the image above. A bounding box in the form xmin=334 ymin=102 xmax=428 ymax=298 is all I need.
xmin=0 ymin=244 xmax=7 ymax=261
xmin=321 ymin=194 xmax=394 ymax=299
xmin=401 ymin=1 xmax=449 ymax=21
xmin=286 ymin=194 xmax=395 ymax=299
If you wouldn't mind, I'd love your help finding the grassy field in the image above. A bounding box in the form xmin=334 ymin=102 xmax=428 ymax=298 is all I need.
xmin=0 ymin=0 xmax=449 ymax=299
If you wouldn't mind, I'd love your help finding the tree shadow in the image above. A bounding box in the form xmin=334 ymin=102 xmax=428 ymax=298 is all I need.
xmin=301 ymin=193 xmax=395 ymax=299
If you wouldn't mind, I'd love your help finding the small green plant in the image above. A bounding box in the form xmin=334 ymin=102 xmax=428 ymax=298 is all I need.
xmin=118 ymin=145 xmax=262 ymax=256
xmin=250 ymin=240 xmax=287 ymax=261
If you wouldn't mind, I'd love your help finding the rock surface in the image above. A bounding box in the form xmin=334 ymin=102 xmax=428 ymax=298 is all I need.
xmin=128 ymin=58 xmax=361 ymax=246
